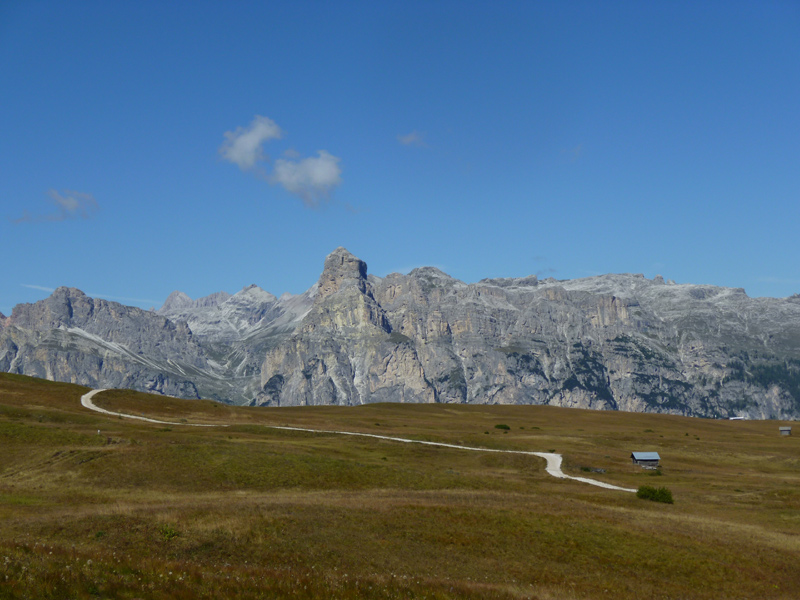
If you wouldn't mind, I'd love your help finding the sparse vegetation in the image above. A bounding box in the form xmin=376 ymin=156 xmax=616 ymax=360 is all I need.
xmin=158 ymin=523 xmax=179 ymax=541
xmin=1 ymin=372 xmax=799 ymax=599
xmin=636 ymin=485 xmax=674 ymax=504
xmin=387 ymin=331 xmax=412 ymax=344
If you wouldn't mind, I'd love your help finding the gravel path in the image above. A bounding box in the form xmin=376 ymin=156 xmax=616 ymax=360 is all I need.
xmin=81 ymin=388 xmax=222 ymax=427
xmin=80 ymin=389 xmax=635 ymax=492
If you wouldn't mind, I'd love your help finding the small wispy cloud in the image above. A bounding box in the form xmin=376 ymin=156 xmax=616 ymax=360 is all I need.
xmin=21 ymin=284 xmax=56 ymax=293
xmin=272 ymin=151 xmax=342 ymax=208
xmin=220 ymin=115 xmax=343 ymax=207
xmin=219 ymin=115 xmax=283 ymax=171
xmin=397 ymin=130 xmax=426 ymax=147
xmin=13 ymin=190 xmax=99 ymax=224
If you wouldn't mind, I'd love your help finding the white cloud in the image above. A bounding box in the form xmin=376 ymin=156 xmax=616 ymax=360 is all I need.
xmin=397 ymin=130 xmax=426 ymax=146
xmin=272 ymin=150 xmax=342 ymax=207
xmin=220 ymin=116 xmax=344 ymax=207
xmin=219 ymin=115 xmax=283 ymax=171
xmin=13 ymin=190 xmax=98 ymax=224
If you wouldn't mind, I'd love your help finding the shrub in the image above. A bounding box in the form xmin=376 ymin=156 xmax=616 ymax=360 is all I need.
xmin=494 ymin=424 xmax=510 ymax=431
xmin=636 ymin=485 xmax=674 ymax=504
xmin=158 ymin=524 xmax=179 ymax=541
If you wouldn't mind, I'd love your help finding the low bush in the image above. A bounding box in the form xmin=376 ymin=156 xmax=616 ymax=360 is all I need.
xmin=158 ymin=524 xmax=179 ymax=541
xmin=494 ymin=424 xmax=511 ymax=430
xmin=636 ymin=485 xmax=674 ymax=504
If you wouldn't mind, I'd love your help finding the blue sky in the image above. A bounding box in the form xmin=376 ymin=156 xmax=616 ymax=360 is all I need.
xmin=1 ymin=1 xmax=798 ymax=316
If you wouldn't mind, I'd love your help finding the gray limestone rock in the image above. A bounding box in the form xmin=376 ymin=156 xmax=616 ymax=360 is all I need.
xmin=160 ymin=290 xmax=193 ymax=313
xmin=1 ymin=287 xmax=213 ymax=400
xmin=4 ymin=249 xmax=800 ymax=420
xmin=254 ymin=249 xmax=800 ymax=420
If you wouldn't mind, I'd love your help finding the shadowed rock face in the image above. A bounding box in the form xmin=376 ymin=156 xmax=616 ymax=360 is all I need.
xmin=255 ymin=249 xmax=800 ymax=419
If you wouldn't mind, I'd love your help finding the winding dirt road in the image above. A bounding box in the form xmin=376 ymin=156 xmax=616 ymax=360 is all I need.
xmin=81 ymin=389 xmax=222 ymax=427
xmin=81 ymin=389 xmax=635 ymax=492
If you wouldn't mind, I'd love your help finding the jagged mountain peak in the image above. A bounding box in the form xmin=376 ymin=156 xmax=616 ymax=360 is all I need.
xmin=160 ymin=290 xmax=193 ymax=313
xmin=409 ymin=266 xmax=454 ymax=280
xmin=160 ymin=290 xmax=235 ymax=315
xmin=318 ymin=247 xmax=369 ymax=301
xmin=235 ymin=284 xmax=276 ymax=303
xmin=44 ymin=286 xmax=89 ymax=301
xmin=193 ymin=291 xmax=232 ymax=308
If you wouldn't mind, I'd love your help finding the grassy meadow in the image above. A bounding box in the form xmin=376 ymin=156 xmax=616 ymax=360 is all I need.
xmin=1 ymin=372 xmax=798 ymax=599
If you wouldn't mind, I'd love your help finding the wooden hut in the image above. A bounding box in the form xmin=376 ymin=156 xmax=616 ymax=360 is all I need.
xmin=631 ymin=452 xmax=661 ymax=468
xmin=779 ymin=427 xmax=792 ymax=436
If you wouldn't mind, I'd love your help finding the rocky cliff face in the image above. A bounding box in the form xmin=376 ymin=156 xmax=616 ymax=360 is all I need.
xmin=0 ymin=282 xmax=316 ymax=404
xmin=256 ymin=248 xmax=800 ymax=419
xmin=158 ymin=284 xmax=314 ymax=402
xmin=3 ymin=249 xmax=800 ymax=419
xmin=259 ymin=248 xmax=433 ymax=406
xmin=0 ymin=287 xmax=209 ymax=398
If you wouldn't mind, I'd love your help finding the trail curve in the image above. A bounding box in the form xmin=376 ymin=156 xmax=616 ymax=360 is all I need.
xmin=80 ymin=389 xmax=635 ymax=492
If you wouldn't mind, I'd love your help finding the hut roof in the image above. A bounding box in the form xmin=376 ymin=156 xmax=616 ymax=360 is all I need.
xmin=631 ymin=452 xmax=661 ymax=461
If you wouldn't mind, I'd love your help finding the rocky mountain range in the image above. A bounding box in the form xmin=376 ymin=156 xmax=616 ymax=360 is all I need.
xmin=2 ymin=248 xmax=799 ymax=419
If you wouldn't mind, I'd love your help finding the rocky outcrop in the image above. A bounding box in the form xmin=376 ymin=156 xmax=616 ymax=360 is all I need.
xmin=159 ymin=290 xmax=232 ymax=314
xmin=160 ymin=290 xmax=193 ymax=313
xmin=254 ymin=249 xmax=800 ymax=419
xmin=258 ymin=248 xmax=433 ymax=406
xmin=0 ymin=287 xmax=210 ymax=400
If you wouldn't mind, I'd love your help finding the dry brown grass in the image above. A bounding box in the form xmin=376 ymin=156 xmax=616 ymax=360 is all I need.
xmin=1 ymin=373 xmax=798 ymax=599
